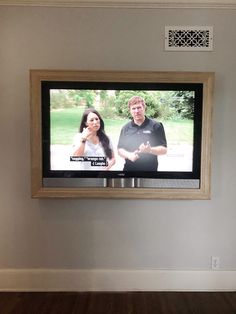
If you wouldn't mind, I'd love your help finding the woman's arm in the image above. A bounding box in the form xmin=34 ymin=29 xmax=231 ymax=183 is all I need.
xmin=105 ymin=151 xmax=116 ymax=170
xmin=72 ymin=138 xmax=87 ymax=156
xmin=72 ymin=127 xmax=93 ymax=156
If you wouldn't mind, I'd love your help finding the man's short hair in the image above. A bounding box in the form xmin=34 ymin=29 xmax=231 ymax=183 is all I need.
xmin=128 ymin=96 xmax=146 ymax=108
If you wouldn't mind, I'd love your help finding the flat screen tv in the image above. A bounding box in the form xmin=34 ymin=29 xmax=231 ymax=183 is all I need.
xmin=30 ymin=70 xmax=214 ymax=199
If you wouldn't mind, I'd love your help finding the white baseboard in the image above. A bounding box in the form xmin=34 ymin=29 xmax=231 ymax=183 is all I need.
xmin=0 ymin=269 xmax=235 ymax=291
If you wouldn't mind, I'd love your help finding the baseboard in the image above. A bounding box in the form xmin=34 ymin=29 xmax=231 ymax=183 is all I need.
xmin=0 ymin=269 xmax=235 ymax=291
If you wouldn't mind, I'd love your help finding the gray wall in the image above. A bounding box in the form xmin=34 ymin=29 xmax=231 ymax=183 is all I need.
xmin=0 ymin=6 xmax=235 ymax=271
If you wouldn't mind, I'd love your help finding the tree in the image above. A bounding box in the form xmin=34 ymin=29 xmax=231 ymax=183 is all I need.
xmin=114 ymin=91 xmax=162 ymax=119
xmin=68 ymin=90 xmax=96 ymax=108
xmin=169 ymin=91 xmax=195 ymax=119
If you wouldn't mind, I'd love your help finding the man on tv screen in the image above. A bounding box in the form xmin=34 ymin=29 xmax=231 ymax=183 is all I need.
xmin=117 ymin=96 xmax=167 ymax=171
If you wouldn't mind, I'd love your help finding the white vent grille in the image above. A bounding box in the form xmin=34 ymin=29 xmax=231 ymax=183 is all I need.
xmin=165 ymin=26 xmax=213 ymax=51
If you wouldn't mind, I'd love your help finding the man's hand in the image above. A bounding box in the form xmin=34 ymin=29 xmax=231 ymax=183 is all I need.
xmin=127 ymin=150 xmax=140 ymax=162
xmin=138 ymin=141 xmax=151 ymax=153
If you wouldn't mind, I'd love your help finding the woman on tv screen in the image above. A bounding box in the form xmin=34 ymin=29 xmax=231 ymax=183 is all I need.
xmin=72 ymin=108 xmax=116 ymax=170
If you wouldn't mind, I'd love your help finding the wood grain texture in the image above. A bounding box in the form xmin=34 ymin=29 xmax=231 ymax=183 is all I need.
xmin=0 ymin=292 xmax=236 ymax=314
xmin=1 ymin=0 xmax=236 ymax=9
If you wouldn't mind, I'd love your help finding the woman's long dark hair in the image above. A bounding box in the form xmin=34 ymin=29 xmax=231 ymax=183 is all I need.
xmin=79 ymin=108 xmax=112 ymax=159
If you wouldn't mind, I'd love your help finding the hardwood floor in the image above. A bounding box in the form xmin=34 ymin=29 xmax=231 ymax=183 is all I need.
xmin=0 ymin=291 xmax=236 ymax=314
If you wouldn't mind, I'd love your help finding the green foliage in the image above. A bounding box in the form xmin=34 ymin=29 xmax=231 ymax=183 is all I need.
xmin=168 ymin=91 xmax=195 ymax=120
xmin=96 ymin=92 xmax=117 ymax=119
xmin=114 ymin=90 xmax=195 ymax=120
xmin=179 ymin=91 xmax=194 ymax=119
xmin=114 ymin=91 xmax=161 ymax=118
xmin=50 ymin=89 xmax=96 ymax=109
xmin=99 ymin=105 xmax=116 ymax=119
xmin=99 ymin=90 xmax=108 ymax=105
xmin=67 ymin=90 xmax=96 ymax=108
xmin=50 ymin=89 xmax=195 ymax=121
xmin=50 ymin=90 xmax=74 ymax=109
xmin=115 ymin=91 xmax=174 ymax=119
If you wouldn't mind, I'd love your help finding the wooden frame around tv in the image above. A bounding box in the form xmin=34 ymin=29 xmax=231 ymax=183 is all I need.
xmin=30 ymin=70 xmax=214 ymax=199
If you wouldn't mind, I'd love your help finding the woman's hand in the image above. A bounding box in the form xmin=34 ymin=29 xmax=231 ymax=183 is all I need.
xmin=105 ymin=156 xmax=116 ymax=170
xmin=81 ymin=127 xmax=93 ymax=141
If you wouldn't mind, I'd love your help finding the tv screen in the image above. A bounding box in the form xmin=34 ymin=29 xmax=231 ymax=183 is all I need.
xmin=41 ymin=80 xmax=203 ymax=189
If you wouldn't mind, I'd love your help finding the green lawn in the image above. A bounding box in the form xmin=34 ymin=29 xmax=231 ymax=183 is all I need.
xmin=50 ymin=107 xmax=193 ymax=145
xmin=163 ymin=119 xmax=193 ymax=145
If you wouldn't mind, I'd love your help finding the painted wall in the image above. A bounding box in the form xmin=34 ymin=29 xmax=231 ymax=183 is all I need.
xmin=0 ymin=6 xmax=236 ymax=288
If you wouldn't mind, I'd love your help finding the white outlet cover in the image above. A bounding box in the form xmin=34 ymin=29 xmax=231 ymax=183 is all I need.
xmin=211 ymin=256 xmax=220 ymax=270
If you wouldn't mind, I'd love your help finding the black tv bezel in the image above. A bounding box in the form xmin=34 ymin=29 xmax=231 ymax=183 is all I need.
xmin=41 ymin=80 xmax=203 ymax=182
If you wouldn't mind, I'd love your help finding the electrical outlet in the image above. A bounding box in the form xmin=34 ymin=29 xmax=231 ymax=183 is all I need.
xmin=211 ymin=256 xmax=220 ymax=270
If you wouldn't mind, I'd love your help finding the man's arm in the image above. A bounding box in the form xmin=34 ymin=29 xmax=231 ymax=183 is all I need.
xmin=138 ymin=121 xmax=167 ymax=156
xmin=118 ymin=148 xmax=140 ymax=162
xmin=149 ymin=145 xmax=167 ymax=155
xmin=138 ymin=142 xmax=167 ymax=156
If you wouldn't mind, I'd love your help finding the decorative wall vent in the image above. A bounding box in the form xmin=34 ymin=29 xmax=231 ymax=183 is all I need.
xmin=165 ymin=26 xmax=213 ymax=51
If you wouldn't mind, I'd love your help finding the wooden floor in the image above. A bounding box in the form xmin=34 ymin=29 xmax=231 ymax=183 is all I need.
xmin=0 ymin=291 xmax=236 ymax=314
